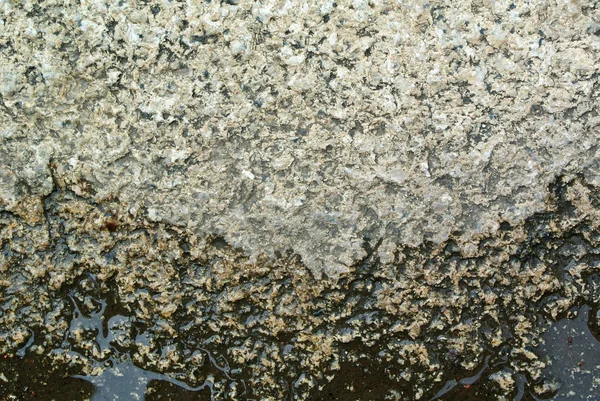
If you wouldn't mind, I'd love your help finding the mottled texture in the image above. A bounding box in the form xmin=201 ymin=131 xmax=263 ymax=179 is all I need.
xmin=1 ymin=0 xmax=599 ymax=277
xmin=2 ymin=1 xmax=600 ymax=400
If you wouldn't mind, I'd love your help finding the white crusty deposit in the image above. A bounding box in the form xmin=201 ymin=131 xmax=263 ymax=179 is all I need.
xmin=1 ymin=0 xmax=599 ymax=278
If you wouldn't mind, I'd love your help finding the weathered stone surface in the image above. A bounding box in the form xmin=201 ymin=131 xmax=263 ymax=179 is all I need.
xmin=2 ymin=0 xmax=599 ymax=277
xmin=1 ymin=0 xmax=600 ymax=400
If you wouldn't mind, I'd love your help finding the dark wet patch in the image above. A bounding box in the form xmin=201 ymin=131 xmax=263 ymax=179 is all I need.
xmin=146 ymin=380 xmax=213 ymax=400
xmin=433 ymin=370 xmax=528 ymax=401
xmin=308 ymin=348 xmax=412 ymax=400
xmin=537 ymin=305 xmax=600 ymax=401
xmin=0 ymin=353 xmax=94 ymax=401
xmin=65 ymin=286 xmax=247 ymax=400
xmin=3 ymin=175 xmax=600 ymax=400
xmin=587 ymin=300 xmax=600 ymax=343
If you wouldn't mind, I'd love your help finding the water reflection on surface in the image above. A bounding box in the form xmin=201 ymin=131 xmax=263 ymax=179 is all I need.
xmin=536 ymin=305 xmax=600 ymax=401
xmin=66 ymin=286 xmax=250 ymax=401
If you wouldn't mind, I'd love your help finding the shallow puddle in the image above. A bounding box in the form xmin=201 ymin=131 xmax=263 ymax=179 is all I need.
xmin=535 ymin=305 xmax=600 ymax=401
xmin=0 ymin=280 xmax=252 ymax=401
xmin=4 ymin=295 xmax=600 ymax=400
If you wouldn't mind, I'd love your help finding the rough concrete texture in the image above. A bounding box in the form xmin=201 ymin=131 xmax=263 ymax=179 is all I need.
xmin=1 ymin=0 xmax=600 ymax=400
xmin=2 ymin=0 xmax=599 ymax=277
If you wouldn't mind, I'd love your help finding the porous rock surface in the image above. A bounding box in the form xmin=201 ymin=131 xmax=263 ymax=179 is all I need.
xmin=2 ymin=0 xmax=599 ymax=276
xmin=1 ymin=0 xmax=600 ymax=400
